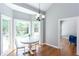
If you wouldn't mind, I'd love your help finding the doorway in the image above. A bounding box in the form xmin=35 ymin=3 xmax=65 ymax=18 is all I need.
xmin=58 ymin=17 xmax=77 ymax=55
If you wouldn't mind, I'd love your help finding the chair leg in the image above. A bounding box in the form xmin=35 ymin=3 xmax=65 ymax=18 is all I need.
xmin=35 ymin=44 xmax=36 ymax=50
xmin=24 ymin=47 xmax=25 ymax=53
xmin=16 ymin=48 xmax=18 ymax=56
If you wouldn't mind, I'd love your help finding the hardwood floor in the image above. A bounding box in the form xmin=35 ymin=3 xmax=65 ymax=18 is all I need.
xmin=34 ymin=44 xmax=61 ymax=56
xmin=8 ymin=43 xmax=76 ymax=56
xmin=60 ymin=37 xmax=76 ymax=56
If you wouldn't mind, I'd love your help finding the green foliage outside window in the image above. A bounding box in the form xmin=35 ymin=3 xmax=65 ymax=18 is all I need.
xmin=2 ymin=19 xmax=8 ymax=34
xmin=16 ymin=20 xmax=29 ymax=36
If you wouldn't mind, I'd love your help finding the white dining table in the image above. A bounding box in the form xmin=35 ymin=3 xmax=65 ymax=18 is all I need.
xmin=21 ymin=40 xmax=39 ymax=55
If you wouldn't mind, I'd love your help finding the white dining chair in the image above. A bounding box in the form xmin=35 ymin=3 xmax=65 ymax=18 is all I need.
xmin=15 ymin=39 xmax=25 ymax=55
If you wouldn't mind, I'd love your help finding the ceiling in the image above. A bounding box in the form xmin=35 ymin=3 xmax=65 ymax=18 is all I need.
xmin=26 ymin=3 xmax=52 ymax=12
xmin=14 ymin=3 xmax=52 ymax=15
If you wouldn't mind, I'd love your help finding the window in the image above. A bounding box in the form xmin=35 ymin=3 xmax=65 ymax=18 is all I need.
xmin=32 ymin=21 xmax=40 ymax=33
xmin=34 ymin=23 xmax=39 ymax=32
xmin=15 ymin=20 xmax=30 ymax=37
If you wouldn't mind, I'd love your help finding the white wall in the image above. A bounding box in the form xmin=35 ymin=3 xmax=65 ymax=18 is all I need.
xmin=0 ymin=13 xmax=1 ymax=55
xmin=46 ymin=3 xmax=79 ymax=47
xmin=13 ymin=10 xmax=33 ymax=21
xmin=77 ymin=18 xmax=79 ymax=55
xmin=0 ymin=4 xmax=13 ymax=17
xmin=62 ymin=20 xmax=77 ymax=36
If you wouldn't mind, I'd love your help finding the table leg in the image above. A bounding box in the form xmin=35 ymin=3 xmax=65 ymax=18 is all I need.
xmin=23 ymin=44 xmax=34 ymax=55
xmin=29 ymin=44 xmax=34 ymax=55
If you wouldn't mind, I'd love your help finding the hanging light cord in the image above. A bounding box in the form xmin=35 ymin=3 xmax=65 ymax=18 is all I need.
xmin=39 ymin=3 xmax=40 ymax=15
xmin=36 ymin=3 xmax=41 ymax=21
xmin=36 ymin=3 xmax=40 ymax=21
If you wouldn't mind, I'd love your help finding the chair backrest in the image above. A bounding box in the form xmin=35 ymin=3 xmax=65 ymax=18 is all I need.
xmin=15 ymin=39 xmax=25 ymax=48
xmin=69 ymin=35 xmax=77 ymax=44
xmin=15 ymin=39 xmax=18 ymax=48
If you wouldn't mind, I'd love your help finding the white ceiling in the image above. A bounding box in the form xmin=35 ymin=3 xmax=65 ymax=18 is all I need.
xmin=14 ymin=3 xmax=52 ymax=15
xmin=26 ymin=3 xmax=52 ymax=12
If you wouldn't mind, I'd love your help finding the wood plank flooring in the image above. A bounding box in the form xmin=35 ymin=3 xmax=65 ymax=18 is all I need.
xmin=8 ymin=44 xmax=61 ymax=56
xmin=8 ymin=42 xmax=76 ymax=56
xmin=60 ymin=37 xmax=76 ymax=56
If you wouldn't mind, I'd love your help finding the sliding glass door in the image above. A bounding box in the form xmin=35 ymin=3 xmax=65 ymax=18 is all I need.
xmin=1 ymin=15 xmax=12 ymax=55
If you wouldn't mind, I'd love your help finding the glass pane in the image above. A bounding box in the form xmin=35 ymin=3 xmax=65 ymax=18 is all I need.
xmin=34 ymin=23 xmax=39 ymax=32
xmin=32 ymin=21 xmax=40 ymax=33
xmin=15 ymin=20 xmax=30 ymax=48
xmin=32 ymin=21 xmax=40 ymax=41
xmin=16 ymin=20 xmax=30 ymax=37
xmin=1 ymin=15 xmax=11 ymax=54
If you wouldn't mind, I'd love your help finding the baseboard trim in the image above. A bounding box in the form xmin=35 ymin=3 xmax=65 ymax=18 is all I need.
xmin=39 ymin=43 xmax=46 ymax=46
xmin=44 ymin=43 xmax=60 ymax=49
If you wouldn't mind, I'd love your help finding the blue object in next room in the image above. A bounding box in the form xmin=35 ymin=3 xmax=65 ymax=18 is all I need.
xmin=69 ymin=35 xmax=77 ymax=45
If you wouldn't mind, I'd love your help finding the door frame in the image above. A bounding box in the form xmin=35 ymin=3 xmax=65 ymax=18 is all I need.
xmin=1 ymin=14 xmax=12 ymax=55
xmin=58 ymin=16 xmax=78 ymax=50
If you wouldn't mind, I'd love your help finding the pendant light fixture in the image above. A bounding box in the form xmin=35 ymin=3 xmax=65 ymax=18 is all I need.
xmin=36 ymin=3 xmax=45 ymax=21
xmin=36 ymin=3 xmax=41 ymax=21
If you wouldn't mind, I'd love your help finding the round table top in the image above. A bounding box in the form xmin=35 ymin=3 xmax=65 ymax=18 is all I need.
xmin=21 ymin=40 xmax=39 ymax=44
